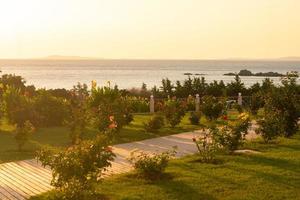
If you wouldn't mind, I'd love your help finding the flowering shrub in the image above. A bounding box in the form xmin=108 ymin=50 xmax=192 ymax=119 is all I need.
xmin=144 ymin=115 xmax=165 ymax=133
xmin=37 ymin=136 xmax=115 ymax=200
xmin=201 ymin=96 xmax=225 ymax=121
xmin=128 ymin=97 xmax=149 ymax=113
xmin=193 ymin=129 xmax=218 ymax=163
xmin=128 ymin=148 xmax=176 ymax=180
xmin=212 ymin=113 xmax=250 ymax=152
xmin=163 ymin=99 xmax=186 ymax=127
xmin=89 ymin=85 xmax=132 ymax=134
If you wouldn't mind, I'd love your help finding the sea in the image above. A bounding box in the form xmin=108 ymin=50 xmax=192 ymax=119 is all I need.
xmin=0 ymin=59 xmax=299 ymax=89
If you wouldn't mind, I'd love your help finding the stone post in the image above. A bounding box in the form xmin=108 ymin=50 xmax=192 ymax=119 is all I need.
xmin=238 ymin=93 xmax=243 ymax=106
xmin=150 ymin=95 xmax=155 ymax=113
xmin=195 ymin=94 xmax=200 ymax=112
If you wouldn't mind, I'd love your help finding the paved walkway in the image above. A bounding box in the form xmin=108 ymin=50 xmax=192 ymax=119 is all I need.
xmin=0 ymin=123 xmax=259 ymax=200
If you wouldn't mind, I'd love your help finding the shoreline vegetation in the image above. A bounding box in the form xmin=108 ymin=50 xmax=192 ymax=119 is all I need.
xmin=224 ymin=69 xmax=298 ymax=77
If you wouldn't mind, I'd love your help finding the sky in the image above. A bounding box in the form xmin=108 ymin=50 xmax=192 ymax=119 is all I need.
xmin=0 ymin=0 xmax=300 ymax=59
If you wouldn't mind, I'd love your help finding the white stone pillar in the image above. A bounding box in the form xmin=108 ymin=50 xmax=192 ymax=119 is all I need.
xmin=238 ymin=93 xmax=243 ymax=106
xmin=150 ymin=95 xmax=155 ymax=113
xmin=195 ymin=94 xmax=200 ymax=112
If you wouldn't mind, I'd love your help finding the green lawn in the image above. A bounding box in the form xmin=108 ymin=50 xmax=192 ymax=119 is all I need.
xmin=0 ymin=113 xmax=200 ymax=163
xmin=31 ymin=133 xmax=300 ymax=200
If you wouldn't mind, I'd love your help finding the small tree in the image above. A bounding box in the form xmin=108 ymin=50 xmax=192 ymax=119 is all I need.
xmin=257 ymin=111 xmax=283 ymax=143
xmin=15 ymin=121 xmax=35 ymax=151
xmin=212 ymin=113 xmax=250 ymax=152
xmin=37 ymin=135 xmax=115 ymax=200
xmin=201 ymin=96 xmax=225 ymax=121
xmin=163 ymin=99 xmax=186 ymax=127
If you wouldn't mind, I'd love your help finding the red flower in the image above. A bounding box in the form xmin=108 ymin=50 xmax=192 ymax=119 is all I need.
xmin=222 ymin=115 xmax=228 ymax=120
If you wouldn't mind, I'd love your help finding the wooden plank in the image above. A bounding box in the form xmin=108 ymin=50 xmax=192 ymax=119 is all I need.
xmin=0 ymin=176 xmax=28 ymax=200
xmin=0 ymin=186 xmax=14 ymax=200
xmin=0 ymin=168 xmax=40 ymax=197
xmin=0 ymin=164 xmax=51 ymax=191
xmin=2 ymin=163 xmax=52 ymax=187
xmin=4 ymin=162 xmax=52 ymax=184
xmin=15 ymin=162 xmax=52 ymax=179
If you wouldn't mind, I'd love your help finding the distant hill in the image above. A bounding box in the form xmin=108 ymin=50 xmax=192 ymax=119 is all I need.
xmin=278 ymin=56 xmax=300 ymax=60
xmin=42 ymin=55 xmax=97 ymax=60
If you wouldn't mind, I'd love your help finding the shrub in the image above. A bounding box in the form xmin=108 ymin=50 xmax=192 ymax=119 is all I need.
xmin=212 ymin=113 xmax=250 ymax=152
xmin=163 ymin=99 xmax=186 ymax=127
xmin=128 ymin=148 xmax=176 ymax=180
xmin=34 ymin=90 xmax=69 ymax=127
xmin=89 ymin=85 xmax=132 ymax=133
xmin=257 ymin=111 xmax=283 ymax=143
xmin=263 ymin=73 xmax=300 ymax=137
xmin=15 ymin=120 xmax=35 ymax=151
xmin=144 ymin=115 xmax=164 ymax=133
xmin=249 ymin=92 xmax=264 ymax=115
xmin=201 ymin=96 xmax=225 ymax=121
xmin=37 ymin=136 xmax=115 ymax=200
xmin=189 ymin=112 xmax=201 ymax=125
xmin=192 ymin=130 xmax=218 ymax=163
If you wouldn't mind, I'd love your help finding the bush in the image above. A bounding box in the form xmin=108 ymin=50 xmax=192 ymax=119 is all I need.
xmin=192 ymin=130 xmax=218 ymax=163
xmin=189 ymin=112 xmax=201 ymax=125
xmin=249 ymin=92 xmax=264 ymax=115
xmin=34 ymin=90 xmax=69 ymax=127
xmin=128 ymin=148 xmax=176 ymax=180
xmin=201 ymin=96 xmax=225 ymax=121
xmin=144 ymin=115 xmax=164 ymax=133
xmin=163 ymin=99 xmax=186 ymax=127
xmin=89 ymin=85 xmax=132 ymax=133
xmin=37 ymin=136 xmax=115 ymax=200
xmin=257 ymin=111 xmax=283 ymax=143
xmin=212 ymin=113 xmax=250 ymax=152
xmin=15 ymin=120 xmax=35 ymax=151
xmin=263 ymin=74 xmax=300 ymax=137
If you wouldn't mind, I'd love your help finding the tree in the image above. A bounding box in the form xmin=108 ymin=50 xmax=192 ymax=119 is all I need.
xmin=37 ymin=136 xmax=115 ymax=200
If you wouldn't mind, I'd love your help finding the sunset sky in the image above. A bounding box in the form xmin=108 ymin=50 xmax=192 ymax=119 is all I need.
xmin=0 ymin=0 xmax=300 ymax=59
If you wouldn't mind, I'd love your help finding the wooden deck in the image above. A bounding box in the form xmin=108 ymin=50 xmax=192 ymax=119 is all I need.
xmin=0 ymin=124 xmax=259 ymax=199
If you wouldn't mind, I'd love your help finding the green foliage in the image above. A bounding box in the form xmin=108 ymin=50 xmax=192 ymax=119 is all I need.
xmin=128 ymin=97 xmax=149 ymax=113
xmin=34 ymin=90 xmax=69 ymax=127
xmin=2 ymin=86 xmax=36 ymax=126
xmin=15 ymin=120 xmax=35 ymax=151
xmin=89 ymin=85 xmax=132 ymax=133
xmin=144 ymin=115 xmax=165 ymax=133
xmin=212 ymin=113 xmax=250 ymax=152
xmin=226 ymin=75 xmax=246 ymax=96
xmin=189 ymin=112 xmax=201 ymax=125
xmin=201 ymin=96 xmax=225 ymax=121
xmin=193 ymin=130 xmax=218 ymax=163
xmin=163 ymin=99 xmax=186 ymax=127
xmin=263 ymin=73 xmax=300 ymax=137
xmin=249 ymin=92 xmax=264 ymax=115
xmin=37 ymin=136 xmax=115 ymax=200
xmin=257 ymin=111 xmax=283 ymax=143
xmin=128 ymin=148 xmax=176 ymax=180
xmin=67 ymin=83 xmax=90 ymax=144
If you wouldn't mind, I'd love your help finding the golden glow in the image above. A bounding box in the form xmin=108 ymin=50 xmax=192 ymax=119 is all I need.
xmin=0 ymin=0 xmax=300 ymax=59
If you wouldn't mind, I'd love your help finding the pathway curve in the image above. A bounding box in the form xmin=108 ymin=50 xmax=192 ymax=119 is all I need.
xmin=0 ymin=122 xmax=259 ymax=200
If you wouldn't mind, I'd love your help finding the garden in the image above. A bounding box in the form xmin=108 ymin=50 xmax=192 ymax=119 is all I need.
xmin=0 ymin=72 xmax=299 ymax=200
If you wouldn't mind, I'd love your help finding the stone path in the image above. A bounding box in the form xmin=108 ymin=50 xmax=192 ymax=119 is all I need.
xmin=0 ymin=122 xmax=259 ymax=200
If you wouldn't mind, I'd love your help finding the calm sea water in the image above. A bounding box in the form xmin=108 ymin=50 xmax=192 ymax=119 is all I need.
xmin=0 ymin=59 xmax=299 ymax=89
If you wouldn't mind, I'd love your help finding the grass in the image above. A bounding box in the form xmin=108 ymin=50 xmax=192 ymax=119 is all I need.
xmin=31 ymin=133 xmax=300 ymax=200
xmin=0 ymin=113 xmax=200 ymax=163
